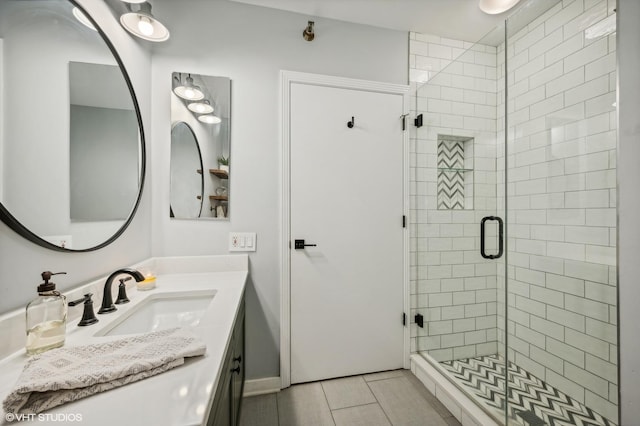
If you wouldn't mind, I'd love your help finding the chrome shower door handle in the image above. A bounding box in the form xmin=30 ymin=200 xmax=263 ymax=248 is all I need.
xmin=480 ymin=216 xmax=504 ymax=259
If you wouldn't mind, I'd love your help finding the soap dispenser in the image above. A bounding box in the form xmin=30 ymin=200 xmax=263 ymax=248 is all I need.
xmin=25 ymin=271 xmax=68 ymax=355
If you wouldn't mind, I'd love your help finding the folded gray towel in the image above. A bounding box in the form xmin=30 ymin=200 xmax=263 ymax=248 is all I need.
xmin=3 ymin=327 xmax=206 ymax=414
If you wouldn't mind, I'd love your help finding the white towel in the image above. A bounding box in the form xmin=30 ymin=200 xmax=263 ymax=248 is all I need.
xmin=3 ymin=327 xmax=206 ymax=414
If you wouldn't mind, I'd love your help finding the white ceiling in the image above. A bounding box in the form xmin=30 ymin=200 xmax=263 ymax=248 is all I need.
xmin=227 ymin=0 xmax=523 ymax=43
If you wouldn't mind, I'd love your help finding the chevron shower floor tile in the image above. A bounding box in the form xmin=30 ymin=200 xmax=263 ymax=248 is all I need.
xmin=439 ymin=355 xmax=616 ymax=426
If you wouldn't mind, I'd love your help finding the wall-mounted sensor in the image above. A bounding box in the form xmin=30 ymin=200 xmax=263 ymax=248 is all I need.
xmin=303 ymin=21 xmax=315 ymax=41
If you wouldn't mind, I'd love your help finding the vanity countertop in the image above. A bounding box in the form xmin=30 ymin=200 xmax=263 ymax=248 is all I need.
xmin=0 ymin=255 xmax=248 ymax=426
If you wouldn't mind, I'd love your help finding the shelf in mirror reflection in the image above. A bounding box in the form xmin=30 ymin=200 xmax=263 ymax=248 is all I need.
xmin=209 ymin=169 xmax=229 ymax=179
xmin=209 ymin=195 xmax=228 ymax=202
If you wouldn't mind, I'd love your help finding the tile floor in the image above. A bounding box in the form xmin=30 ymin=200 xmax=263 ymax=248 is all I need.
xmin=239 ymin=369 xmax=462 ymax=426
xmin=441 ymin=355 xmax=616 ymax=426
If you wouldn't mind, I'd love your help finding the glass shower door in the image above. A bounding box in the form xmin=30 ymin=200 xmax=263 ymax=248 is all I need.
xmin=411 ymin=21 xmax=508 ymax=424
xmin=504 ymin=0 xmax=618 ymax=424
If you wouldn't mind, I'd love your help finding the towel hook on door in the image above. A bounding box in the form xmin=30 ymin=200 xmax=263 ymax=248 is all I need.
xmin=347 ymin=116 xmax=354 ymax=128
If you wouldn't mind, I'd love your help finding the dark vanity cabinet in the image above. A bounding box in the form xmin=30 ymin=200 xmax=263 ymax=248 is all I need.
xmin=208 ymin=296 xmax=245 ymax=426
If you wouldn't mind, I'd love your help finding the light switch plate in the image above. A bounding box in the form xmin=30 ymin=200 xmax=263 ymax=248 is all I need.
xmin=229 ymin=232 xmax=257 ymax=252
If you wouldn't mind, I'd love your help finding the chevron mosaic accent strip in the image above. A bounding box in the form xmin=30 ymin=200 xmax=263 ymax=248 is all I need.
xmin=437 ymin=139 xmax=465 ymax=210
xmin=440 ymin=355 xmax=616 ymax=426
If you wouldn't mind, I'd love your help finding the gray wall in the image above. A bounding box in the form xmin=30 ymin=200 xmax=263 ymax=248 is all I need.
xmin=0 ymin=0 xmax=152 ymax=312
xmin=617 ymin=0 xmax=640 ymax=423
xmin=150 ymin=0 xmax=408 ymax=380
xmin=70 ymin=105 xmax=138 ymax=221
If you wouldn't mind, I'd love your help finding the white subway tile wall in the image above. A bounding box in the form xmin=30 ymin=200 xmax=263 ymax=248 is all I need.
xmin=410 ymin=0 xmax=617 ymax=423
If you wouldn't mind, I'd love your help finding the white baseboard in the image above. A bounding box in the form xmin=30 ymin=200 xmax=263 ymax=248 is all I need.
xmin=410 ymin=354 xmax=499 ymax=426
xmin=243 ymin=377 xmax=281 ymax=397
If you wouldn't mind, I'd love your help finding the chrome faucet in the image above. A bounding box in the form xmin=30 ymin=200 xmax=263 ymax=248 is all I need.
xmin=98 ymin=268 xmax=145 ymax=314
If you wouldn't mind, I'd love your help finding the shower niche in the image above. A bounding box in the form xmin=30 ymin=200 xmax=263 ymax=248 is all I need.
xmin=437 ymin=135 xmax=474 ymax=210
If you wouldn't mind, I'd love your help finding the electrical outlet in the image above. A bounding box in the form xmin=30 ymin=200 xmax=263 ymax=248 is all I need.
xmin=229 ymin=232 xmax=257 ymax=252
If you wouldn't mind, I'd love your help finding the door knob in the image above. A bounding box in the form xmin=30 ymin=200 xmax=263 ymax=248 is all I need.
xmin=294 ymin=239 xmax=317 ymax=250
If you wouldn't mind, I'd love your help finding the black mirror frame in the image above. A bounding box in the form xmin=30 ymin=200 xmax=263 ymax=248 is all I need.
xmin=0 ymin=0 xmax=146 ymax=253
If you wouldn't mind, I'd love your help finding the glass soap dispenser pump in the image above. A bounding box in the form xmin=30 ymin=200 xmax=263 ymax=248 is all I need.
xmin=26 ymin=271 xmax=68 ymax=355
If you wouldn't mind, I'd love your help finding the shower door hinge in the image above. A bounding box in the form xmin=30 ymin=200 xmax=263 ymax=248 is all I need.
xmin=414 ymin=114 xmax=423 ymax=128
xmin=403 ymin=215 xmax=406 ymax=228
xmin=402 ymin=312 xmax=406 ymax=326
xmin=415 ymin=313 xmax=424 ymax=328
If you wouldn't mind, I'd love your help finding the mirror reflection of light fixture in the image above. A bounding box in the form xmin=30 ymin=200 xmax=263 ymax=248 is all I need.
xmin=188 ymin=100 xmax=214 ymax=114
xmin=174 ymin=74 xmax=205 ymax=101
xmin=120 ymin=2 xmax=170 ymax=42
xmin=198 ymin=115 xmax=222 ymax=124
xmin=72 ymin=7 xmax=97 ymax=31
xmin=478 ymin=0 xmax=521 ymax=14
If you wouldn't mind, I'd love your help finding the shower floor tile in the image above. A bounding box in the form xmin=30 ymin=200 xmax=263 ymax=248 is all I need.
xmin=439 ymin=355 xmax=616 ymax=426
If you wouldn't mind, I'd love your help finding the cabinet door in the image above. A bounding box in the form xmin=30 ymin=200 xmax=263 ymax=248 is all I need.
xmin=231 ymin=303 xmax=245 ymax=425
xmin=211 ymin=368 xmax=233 ymax=426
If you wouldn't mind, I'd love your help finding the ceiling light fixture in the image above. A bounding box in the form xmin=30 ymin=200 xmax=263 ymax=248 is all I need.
xmin=478 ymin=0 xmax=521 ymax=15
xmin=120 ymin=2 xmax=170 ymax=42
xmin=119 ymin=0 xmax=147 ymax=3
xmin=72 ymin=7 xmax=97 ymax=31
xmin=188 ymin=100 xmax=214 ymax=115
xmin=198 ymin=115 xmax=222 ymax=124
xmin=173 ymin=74 xmax=205 ymax=101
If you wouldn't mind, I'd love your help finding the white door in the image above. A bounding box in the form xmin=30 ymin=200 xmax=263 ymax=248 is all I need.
xmin=290 ymin=82 xmax=405 ymax=384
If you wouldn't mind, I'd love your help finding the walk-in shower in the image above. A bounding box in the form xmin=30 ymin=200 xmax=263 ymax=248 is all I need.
xmin=410 ymin=0 xmax=618 ymax=424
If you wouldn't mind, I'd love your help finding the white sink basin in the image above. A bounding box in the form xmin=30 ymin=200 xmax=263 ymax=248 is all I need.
xmin=95 ymin=290 xmax=216 ymax=336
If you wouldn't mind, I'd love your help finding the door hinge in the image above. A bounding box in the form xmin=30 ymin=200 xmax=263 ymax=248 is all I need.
xmin=402 ymin=215 xmax=406 ymax=228
xmin=402 ymin=312 xmax=406 ymax=326
xmin=415 ymin=313 xmax=424 ymax=328
xmin=414 ymin=113 xmax=423 ymax=128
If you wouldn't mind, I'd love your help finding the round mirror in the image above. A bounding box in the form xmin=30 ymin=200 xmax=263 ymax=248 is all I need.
xmin=170 ymin=122 xmax=204 ymax=218
xmin=0 ymin=0 xmax=145 ymax=251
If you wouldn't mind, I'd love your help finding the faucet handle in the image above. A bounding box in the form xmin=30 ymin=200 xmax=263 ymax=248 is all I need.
xmin=68 ymin=293 xmax=99 ymax=326
xmin=69 ymin=293 xmax=92 ymax=306
xmin=115 ymin=277 xmax=131 ymax=305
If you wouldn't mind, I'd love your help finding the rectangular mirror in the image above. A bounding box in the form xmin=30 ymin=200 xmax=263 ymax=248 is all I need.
xmin=170 ymin=72 xmax=231 ymax=220
xmin=70 ymin=62 xmax=140 ymax=222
